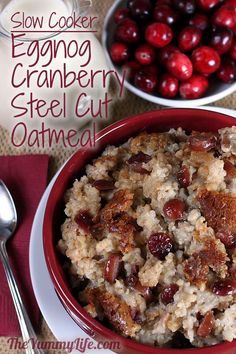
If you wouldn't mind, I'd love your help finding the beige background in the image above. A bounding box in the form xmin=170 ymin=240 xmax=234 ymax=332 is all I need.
xmin=0 ymin=0 xmax=236 ymax=353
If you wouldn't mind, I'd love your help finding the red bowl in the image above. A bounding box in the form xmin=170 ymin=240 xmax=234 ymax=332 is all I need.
xmin=43 ymin=108 xmax=236 ymax=354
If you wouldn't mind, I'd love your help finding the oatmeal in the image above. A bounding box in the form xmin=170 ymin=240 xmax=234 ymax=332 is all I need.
xmin=58 ymin=127 xmax=236 ymax=348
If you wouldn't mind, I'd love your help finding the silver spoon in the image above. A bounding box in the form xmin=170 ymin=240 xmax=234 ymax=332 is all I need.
xmin=0 ymin=180 xmax=44 ymax=354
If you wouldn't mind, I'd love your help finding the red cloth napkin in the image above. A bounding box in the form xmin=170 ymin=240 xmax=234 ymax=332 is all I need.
xmin=0 ymin=155 xmax=49 ymax=336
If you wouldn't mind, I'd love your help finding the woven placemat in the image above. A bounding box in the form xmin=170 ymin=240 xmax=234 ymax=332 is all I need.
xmin=0 ymin=0 xmax=236 ymax=352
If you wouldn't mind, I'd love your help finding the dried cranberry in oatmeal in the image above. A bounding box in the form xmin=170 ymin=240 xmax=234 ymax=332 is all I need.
xmin=224 ymin=160 xmax=236 ymax=182
xmin=148 ymin=233 xmax=175 ymax=260
xmin=104 ymin=254 xmax=123 ymax=283
xmin=59 ymin=126 xmax=236 ymax=349
xmin=160 ymin=284 xmax=179 ymax=305
xmin=197 ymin=311 xmax=215 ymax=337
xmin=92 ymin=179 xmax=115 ymax=191
xmin=177 ymin=165 xmax=191 ymax=188
xmin=189 ymin=132 xmax=218 ymax=152
xmin=163 ymin=198 xmax=187 ymax=221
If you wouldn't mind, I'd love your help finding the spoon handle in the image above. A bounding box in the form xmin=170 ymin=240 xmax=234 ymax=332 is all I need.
xmin=0 ymin=241 xmax=44 ymax=354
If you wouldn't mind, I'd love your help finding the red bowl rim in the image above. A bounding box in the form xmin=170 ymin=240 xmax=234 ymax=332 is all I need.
xmin=43 ymin=108 xmax=236 ymax=354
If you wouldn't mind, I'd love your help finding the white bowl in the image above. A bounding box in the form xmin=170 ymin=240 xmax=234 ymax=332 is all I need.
xmin=102 ymin=0 xmax=236 ymax=108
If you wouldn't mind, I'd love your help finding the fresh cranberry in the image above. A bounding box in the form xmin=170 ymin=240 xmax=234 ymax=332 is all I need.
xmin=180 ymin=74 xmax=209 ymax=99
xmin=167 ymin=52 xmax=193 ymax=81
xmin=135 ymin=44 xmax=156 ymax=65
xmin=163 ymin=198 xmax=187 ymax=220
xmin=130 ymin=0 xmax=152 ymax=20
xmin=217 ymin=57 xmax=236 ymax=83
xmin=104 ymin=254 xmax=122 ymax=283
xmin=155 ymin=0 xmax=172 ymax=5
xmin=189 ymin=13 xmax=209 ymax=31
xmin=216 ymin=230 xmax=236 ymax=248
xmin=158 ymin=73 xmax=179 ymax=98
xmin=110 ymin=42 xmax=129 ymax=64
xmin=178 ymin=26 xmax=202 ymax=52
xmin=116 ymin=18 xmax=140 ymax=43
xmin=122 ymin=60 xmax=141 ymax=81
xmin=197 ymin=0 xmax=220 ymax=10
xmin=161 ymin=284 xmax=179 ymax=304
xmin=189 ymin=132 xmax=218 ymax=151
xmin=212 ymin=279 xmax=236 ymax=296
xmin=92 ymin=179 xmax=115 ymax=191
xmin=173 ymin=0 xmax=196 ymax=14
xmin=192 ymin=46 xmax=221 ymax=75
xmin=148 ymin=233 xmax=175 ymax=260
xmin=134 ymin=66 xmax=158 ymax=93
xmin=177 ymin=165 xmax=191 ymax=188
xmin=231 ymin=24 xmax=236 ymax=34
xmin=157 ymin=45 xmax=180 ymax=66
xmin=114 ymin=8 xmax=130 ymax=24
xmin=230 ymin=37 xmax=236 ymax=60
xmin=225 ymin=0 xmax=236 ymax=7
xmin=127 ymin=0 xmax=135 ymax=8
xmin=154 ymin=5 xmax=179 ymax=26
xmin=212 ymin=6 xmax=236 ymax=30
xmin=75 ymin=210 xmax=94 ymax=234
xmin=210 ymin=28 xmax=233 ymax=54
xmin=145 ymin=22 xmax=173 ymax=48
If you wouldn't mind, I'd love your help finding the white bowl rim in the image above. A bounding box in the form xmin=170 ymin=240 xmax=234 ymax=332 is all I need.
xmin=102 ymin=0 xmax=236 ymax=108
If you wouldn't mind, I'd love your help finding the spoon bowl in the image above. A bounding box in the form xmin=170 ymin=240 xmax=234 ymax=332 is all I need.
xmin=0 ymin=180 xmax=17 ymax=239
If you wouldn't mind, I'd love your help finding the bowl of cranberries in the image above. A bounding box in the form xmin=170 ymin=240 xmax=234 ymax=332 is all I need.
xmin=102 ymin=0 xmax=236 ymax=106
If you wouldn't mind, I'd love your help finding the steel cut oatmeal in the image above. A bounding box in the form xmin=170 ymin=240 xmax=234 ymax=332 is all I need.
xmin=58 ymin=127 xmax=236 ymax=348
